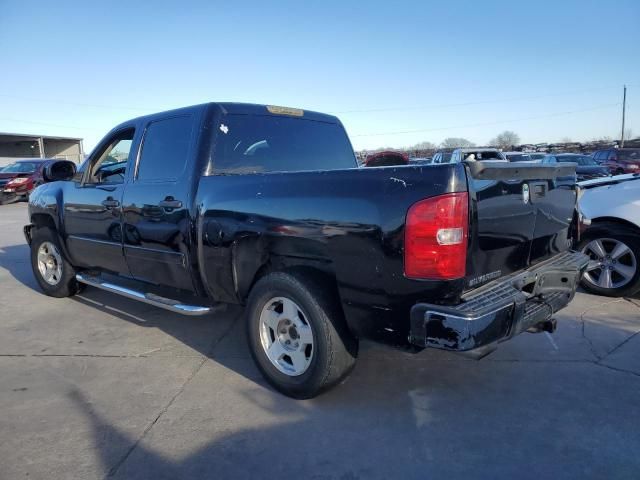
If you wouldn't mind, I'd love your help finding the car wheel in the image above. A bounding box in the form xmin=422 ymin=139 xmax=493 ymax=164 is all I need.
xmin=246 ymin=271 xmax=358 ymax=399
xmin=30 ymin=227 xmax=82 ymax=298
xmin=579 ymin=222 xmax=640 ymax=297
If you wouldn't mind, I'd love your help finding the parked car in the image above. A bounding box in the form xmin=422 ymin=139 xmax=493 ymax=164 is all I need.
xmin=431 ymin=151 xmax=452 ymax=164
xmin=577 ymin=174 xmax=640 ymax=297
xmin=450 ymin=148 xmax=506 ymax=162
xmin=0 ymin=158 xmax=52 ymax=204
xmin=363 ymin=150 xmax=408 ymax=167
xmin=503 ymin=152 xmax=533 ymax=162
xmin=409 ymin=157 xmax=432 ymax=165
xmin=592 ymin=148 xmax=640 ymax=174
xmin=24 ymin=102 xmax=587 ymax=398
xmin=543 ymin=153 xmax=609 ymax=181
xmin=528 ymin=153 xmax=546 ymax=161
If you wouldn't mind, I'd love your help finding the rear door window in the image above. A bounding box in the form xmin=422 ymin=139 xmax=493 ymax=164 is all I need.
xmin=136 ymin=115 xmax=195 ymax=182
xmin=212 ymin=115 xmax=356 ymax=174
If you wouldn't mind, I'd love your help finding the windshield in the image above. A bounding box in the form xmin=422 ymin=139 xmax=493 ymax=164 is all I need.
xmin=1 ymin=162 xmax=38 ymax=173
xmin=558 ymin=155 xmax=597 ymax=166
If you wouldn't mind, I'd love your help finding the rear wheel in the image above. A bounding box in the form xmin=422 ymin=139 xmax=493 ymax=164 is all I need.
xmin=246 ymin=271 xmax=358 ymax=399
xmin=579 ymin=223 xmax=640 ymax=297
xmin=30 ymin=227 xmax=82 ymax=297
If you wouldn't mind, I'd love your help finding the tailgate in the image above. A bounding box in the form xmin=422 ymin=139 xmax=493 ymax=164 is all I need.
xmin=464 ymin=161 xmax=577 ymax=290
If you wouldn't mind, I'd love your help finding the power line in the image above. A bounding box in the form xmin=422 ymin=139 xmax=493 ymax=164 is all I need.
xmin=334 ymin=85 xmax=637 ymax=114
xmin=0 ymin=94 xmax=155 ymax=112
xmin=351 ymin=103 xmax=621 ymax=137
xmin=0 ymin=117 xmax=89 ymax=130
xmin=0 ymin=83 xmax=636 ymax=115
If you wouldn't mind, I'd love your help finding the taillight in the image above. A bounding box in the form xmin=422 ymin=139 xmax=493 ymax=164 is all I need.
xmin=404 ymin=192 xmax=469 ymax=280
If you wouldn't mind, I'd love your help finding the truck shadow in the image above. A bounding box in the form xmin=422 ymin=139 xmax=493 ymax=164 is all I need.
xmin=64 ymin=376 xmax=453 ymax=479
xmin=3 ymin=243 xmax=640 ymax=476
xmin=0 ymin=243 xmax=41 ymax=291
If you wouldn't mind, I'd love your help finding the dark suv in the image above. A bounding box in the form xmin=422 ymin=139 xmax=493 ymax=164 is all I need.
xmin=592 ymin=148 xmax=640 ymax=174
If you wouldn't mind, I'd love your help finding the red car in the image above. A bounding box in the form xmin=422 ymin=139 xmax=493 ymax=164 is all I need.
xmin=592 ymin=148 xmax=640 ymax=174
xmin=0 ymin=159 xmax=51 ymax=204
xmin=363 ymin=150 xmax=408 ymax=167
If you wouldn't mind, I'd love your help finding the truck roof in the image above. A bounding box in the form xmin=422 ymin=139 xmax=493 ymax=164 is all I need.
xmin=117 ymin=102 xmax=341 ymax=130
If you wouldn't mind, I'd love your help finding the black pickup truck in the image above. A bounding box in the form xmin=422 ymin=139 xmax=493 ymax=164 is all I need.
xmin=25 ymin=103 xmax=588 ymax=398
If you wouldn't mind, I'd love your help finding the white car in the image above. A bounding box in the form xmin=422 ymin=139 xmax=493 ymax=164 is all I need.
xmin=577 ymin=174 xmax=640 ymax=297
xmin=450 ymin=148 xmax=507 ymax=163
xmin=502 ymin=151 xmax=534 ymax=162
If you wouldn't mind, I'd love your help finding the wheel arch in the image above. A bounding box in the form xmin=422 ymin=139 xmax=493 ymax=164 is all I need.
xmin=239 ymin=256 xmax=341 ymax=304
xmin=29 ymin=213 xmax=74 ymax=264
xmin=30 ymin=212 xmax=58 ymax=231
xmin=588 ymin=216 xmax=640 ymax=234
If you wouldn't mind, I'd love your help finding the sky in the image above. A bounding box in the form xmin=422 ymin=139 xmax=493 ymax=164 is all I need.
xmin=1 ymin=0 xmax=639 ymax=153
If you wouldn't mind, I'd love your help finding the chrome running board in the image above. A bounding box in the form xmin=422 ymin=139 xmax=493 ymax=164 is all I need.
xmin=75 ymin=273 xmax=213 ymax=316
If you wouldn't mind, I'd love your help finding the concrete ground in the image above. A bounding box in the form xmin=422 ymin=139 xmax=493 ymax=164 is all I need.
xmin=1 ymin=201 xmax=639 ymax=480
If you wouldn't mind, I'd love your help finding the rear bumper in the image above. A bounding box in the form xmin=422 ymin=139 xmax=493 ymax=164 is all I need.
xmin=409 ymin=251 xmax=589 ymax=352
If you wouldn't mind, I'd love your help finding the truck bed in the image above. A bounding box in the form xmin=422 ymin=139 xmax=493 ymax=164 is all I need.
xmin=195 ymin=161 xmax=579 ymax=347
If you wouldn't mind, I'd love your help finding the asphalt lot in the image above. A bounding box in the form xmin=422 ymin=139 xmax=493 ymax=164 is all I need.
xmin=1 ymin=201 xmax=639 ymax=479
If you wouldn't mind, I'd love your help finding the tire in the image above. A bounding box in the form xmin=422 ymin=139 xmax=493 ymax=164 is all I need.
xmin=246 ymin=271 xmax=358 ymax=399
xmin=579 ymin=222 xmax=640 ymax=297
xmin=30 ymin=227 xmax=82 ymax=298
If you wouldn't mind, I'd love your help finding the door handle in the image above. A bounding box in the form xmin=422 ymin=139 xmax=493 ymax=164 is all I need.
xmin=528 ymin=181 xmax=547 ymax=201
xmin=158 ymin=198 xmax=183 ymax=209
xmin=101 ymin=198 xmax=120 ymax=208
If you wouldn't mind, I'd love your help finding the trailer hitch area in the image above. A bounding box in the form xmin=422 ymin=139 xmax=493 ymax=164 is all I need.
xmin=527 ymin=318 xmax=557 ymax=334
xmin=512 ymin=272 xmax=538 ymax=298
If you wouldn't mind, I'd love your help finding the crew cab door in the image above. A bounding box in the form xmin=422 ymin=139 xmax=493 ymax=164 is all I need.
xmin=63 ymin=127 xmax=137 ymax=273
xmin=120 ymin=113 xmax=199 ymax=291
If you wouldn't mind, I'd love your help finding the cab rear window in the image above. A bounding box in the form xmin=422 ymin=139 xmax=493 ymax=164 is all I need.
xmin=212 ymin=115 xmax=356 ymax=174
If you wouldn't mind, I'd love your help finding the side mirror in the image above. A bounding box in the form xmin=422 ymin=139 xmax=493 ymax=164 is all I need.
xmin=43 ymin=160 xmax=77 ymax=182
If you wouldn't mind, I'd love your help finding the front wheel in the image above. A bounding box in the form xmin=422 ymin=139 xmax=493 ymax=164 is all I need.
xmin=579 ymin=223 xmax=640 ymax=297
xmin=246 ymin=271 xmax=358 ymax=399
xmin=30 ymin=227 xmax=82 ymax=297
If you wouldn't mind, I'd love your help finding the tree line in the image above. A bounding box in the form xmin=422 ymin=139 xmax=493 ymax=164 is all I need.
xmin=409 ymin=131 xmax=521 ymax=150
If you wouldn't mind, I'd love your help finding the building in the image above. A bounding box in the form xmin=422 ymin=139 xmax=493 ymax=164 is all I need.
xmin=0 ymin=132 xmax=84 ymax=167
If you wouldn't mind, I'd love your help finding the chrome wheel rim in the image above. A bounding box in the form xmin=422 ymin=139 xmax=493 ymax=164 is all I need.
xmin=582 ymin=238 xmax=637 ymax=290
xmin=37 ymin=241 xmax=63 ymax=286
xmin=259 ymin=296 xmax=314 ymax=376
